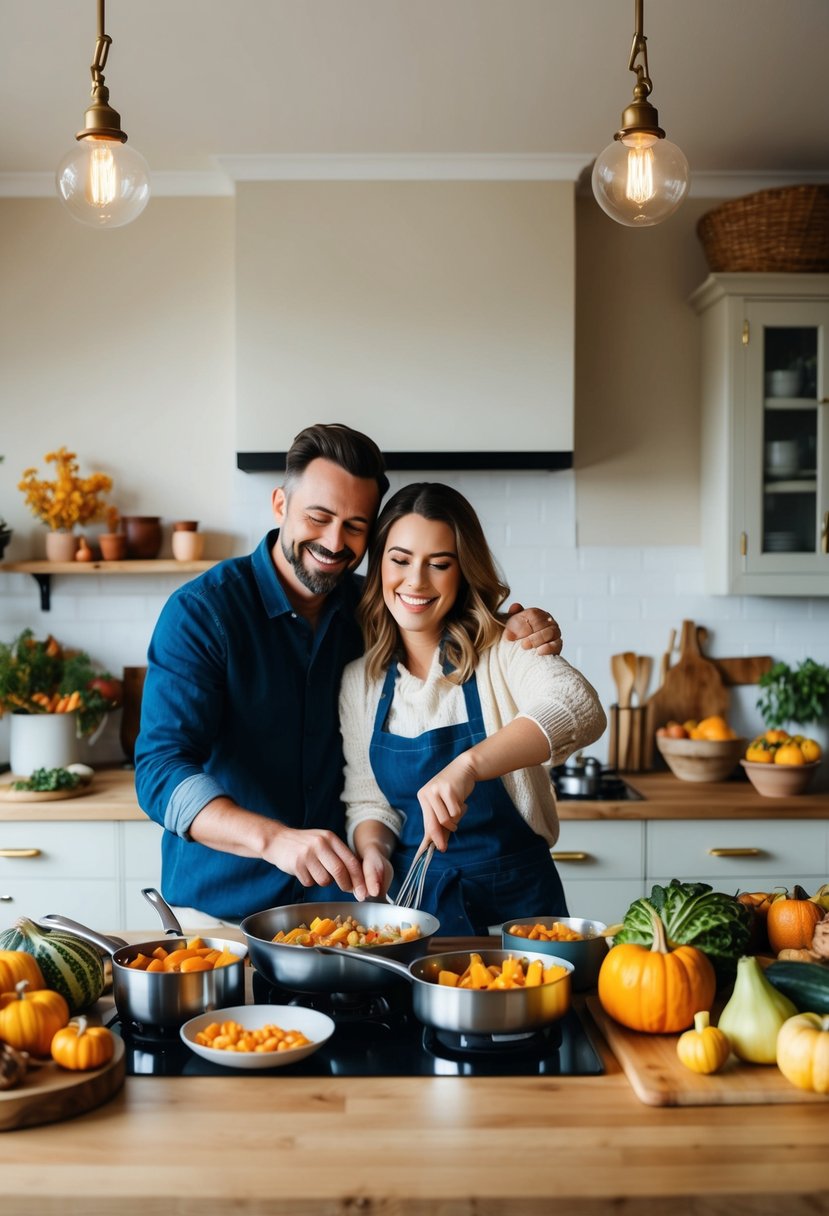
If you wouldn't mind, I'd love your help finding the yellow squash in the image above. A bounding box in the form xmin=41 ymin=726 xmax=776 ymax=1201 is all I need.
xmin=776 ymin=1013 xmax=829 ymax=1094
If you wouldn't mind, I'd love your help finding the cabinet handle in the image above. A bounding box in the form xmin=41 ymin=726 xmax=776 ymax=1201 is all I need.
xmin=0 ymin=894 xmax=13 ymax=902
xmin=822 ymin=511 xmax=828 ymax=556
xmin=0 ymin=848 xmax=42 ymax=859
xmin=707 ymin=847 xmax=762 ymax=858
xmin=550 ymin=851 xmax=591 ymax=863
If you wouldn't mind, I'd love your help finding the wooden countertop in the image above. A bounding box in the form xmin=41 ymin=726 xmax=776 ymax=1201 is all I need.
xmin=1 ymin=767 xmax=827 ymax=821
xmin=5 ymin=931 xmax=827 ymax=1216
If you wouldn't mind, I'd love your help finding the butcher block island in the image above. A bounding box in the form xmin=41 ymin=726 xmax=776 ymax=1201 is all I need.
xmin=2 ymin=929 xmax=827 ymax=1216
xmin=2 ymin=771 xmax=828 ymax=1214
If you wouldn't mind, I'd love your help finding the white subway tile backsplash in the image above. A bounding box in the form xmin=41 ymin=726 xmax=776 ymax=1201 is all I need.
xmin=1 ymin=471 xmax=827 ymax=772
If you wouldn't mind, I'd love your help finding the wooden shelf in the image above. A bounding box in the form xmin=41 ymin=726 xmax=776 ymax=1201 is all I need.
xmin=1 ymin=559 xmax=217 ymax=610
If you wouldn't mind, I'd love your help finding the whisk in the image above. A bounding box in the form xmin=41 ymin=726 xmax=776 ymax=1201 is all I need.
xmin=392 ymin=842 xmax=435 ymax=910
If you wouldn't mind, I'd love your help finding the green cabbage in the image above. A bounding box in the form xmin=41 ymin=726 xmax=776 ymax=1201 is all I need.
xmin=615 ymin=879 xmax=751 ymax=984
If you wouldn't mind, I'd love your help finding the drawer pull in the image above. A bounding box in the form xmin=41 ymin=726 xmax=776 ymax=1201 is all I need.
xmin=0 ymin=894 xmax=12 ymax=902
xmin=550 ymin=851 xmax=591 ymax=863
xmin=0 ymin=848 xmax=42 ymax=859
xmin=707 ymin=847 xmax=763 ymax=858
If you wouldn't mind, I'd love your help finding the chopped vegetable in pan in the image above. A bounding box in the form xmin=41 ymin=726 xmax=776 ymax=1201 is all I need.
xmin=271 ymin=914 xmax=422 ymax=949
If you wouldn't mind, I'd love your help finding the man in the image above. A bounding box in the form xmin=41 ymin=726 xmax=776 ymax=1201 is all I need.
xmin=135 ymin=424 xmax=562 ymax=924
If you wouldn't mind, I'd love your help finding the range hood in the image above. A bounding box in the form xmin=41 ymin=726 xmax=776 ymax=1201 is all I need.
xmin=237 ymin=450 xmax=573 ymax=473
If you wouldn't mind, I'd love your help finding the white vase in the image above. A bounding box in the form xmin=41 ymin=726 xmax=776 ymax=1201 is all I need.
xmin=9 ymin=712 xmax=79 ymax=777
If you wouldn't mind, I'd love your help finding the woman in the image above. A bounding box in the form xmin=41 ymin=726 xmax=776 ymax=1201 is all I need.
xmin=339 ymin=482 xmax=606 ymax=935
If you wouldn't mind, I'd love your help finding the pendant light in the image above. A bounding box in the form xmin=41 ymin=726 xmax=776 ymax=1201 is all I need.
xmin=56 ymin=0 xmax=150 ymax=228
xmin=591 ymin=0 xmax=689 ymax=227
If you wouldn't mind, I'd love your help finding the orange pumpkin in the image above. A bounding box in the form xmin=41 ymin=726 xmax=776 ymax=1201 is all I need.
xmin=51 ymin=1016 xmax=115 ymax=1071
xmin=767 ymin=887 xmax=823 ymax=954
xmin=0 ymin=979 xmax=69 ymax=1056
xmin=0 ymin=949 xmax=45 ymax=996
xmin=598 ymin=910 xmax=716 ymax=1034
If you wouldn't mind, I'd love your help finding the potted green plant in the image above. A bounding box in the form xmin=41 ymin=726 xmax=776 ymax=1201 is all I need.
xmin=0 ymin=630 xmax=123 ymax=775
xmin=756 ymin=659 xmax=829 ymax=790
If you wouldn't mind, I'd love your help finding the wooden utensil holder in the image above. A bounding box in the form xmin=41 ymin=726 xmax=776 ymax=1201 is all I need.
xmin=608 ymin=704 xmax=647 ymax=773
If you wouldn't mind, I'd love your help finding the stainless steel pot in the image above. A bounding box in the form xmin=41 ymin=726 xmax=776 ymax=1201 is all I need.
xmin=239 ymin=901 xmax=440 ymax=993
xmin=317 ymin=945 xmax=573 ymax=1034
xmin=38 ymin=913 xmax=247 ymax=1028
xmin=555 ymin=753 xmax=603 ymax=797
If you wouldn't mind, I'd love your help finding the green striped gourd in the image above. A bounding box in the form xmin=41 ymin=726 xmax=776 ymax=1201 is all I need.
xmin=0 ymin=918 xmax=105 ymax=1013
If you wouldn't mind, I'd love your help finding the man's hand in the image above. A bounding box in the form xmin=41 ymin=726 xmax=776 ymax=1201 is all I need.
xmin=263 ymin=825 xmax=368 ymax=900
xmin=417 ymin=755 xmax=476 ymax=852
xmin=360 ymin=845 xmax=395 ymax=901
xmin=504 ymin=603 xmax=563 ymax=656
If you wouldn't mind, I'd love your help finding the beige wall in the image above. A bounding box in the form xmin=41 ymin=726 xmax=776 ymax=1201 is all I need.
xmin=2 ymin=188 xmax=720 ymax=555
xmin=235 ymin=180 xmax=575 ymax=455
xmin=0 ymin=198 xmax=235 ymax=556
xmin=574 ymin=194 xmax=714 ymax=545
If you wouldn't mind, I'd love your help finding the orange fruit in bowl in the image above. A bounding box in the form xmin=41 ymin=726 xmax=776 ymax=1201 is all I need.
xmin=694 ymin=715 xmax=737 ymax=741
xmin=774 ymin=741 xmax=806 ymax=766
xmin=745 ymin=741 xmax=773 ymax=763
xmin=800 ymin=737 xmax=822 ymax=763
xmin=764 ymin=729 xmax=790 ymax=745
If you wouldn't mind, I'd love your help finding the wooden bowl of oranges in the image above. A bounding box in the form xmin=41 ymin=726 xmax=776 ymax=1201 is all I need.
xmin=655 ymin=716 xmax=746 ymax=782
xmin=741 ymin=730 xmax=822 ymax=797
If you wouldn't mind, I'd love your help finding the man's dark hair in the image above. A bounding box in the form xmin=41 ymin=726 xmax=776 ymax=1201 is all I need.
xmin=284 ymin=423 xmax=389 ymax=499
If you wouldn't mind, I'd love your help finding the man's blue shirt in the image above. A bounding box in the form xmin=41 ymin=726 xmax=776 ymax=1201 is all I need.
xmin=134 ymin=530 xmax=364 ymax=920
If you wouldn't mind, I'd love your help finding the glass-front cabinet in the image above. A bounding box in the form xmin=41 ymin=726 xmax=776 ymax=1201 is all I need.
xmin=691 ymin=273 xmax=829 ymax=595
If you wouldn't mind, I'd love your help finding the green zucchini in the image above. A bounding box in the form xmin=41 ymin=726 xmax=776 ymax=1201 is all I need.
xmin=765 ymin=960 xmax=829 ymax=1014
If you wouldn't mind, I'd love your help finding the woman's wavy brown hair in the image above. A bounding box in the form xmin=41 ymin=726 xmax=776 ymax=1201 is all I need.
xmin=359 ymin=482 xmax=510 ymax=683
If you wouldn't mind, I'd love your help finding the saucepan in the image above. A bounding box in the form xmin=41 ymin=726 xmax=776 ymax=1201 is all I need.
xmin=39 ymin=891 xmax=247 ymax=1027
xmin=316 ymin=945 xmax=573 ymax=1034
xmin=239 ymin=901 xmax=440 ymax=993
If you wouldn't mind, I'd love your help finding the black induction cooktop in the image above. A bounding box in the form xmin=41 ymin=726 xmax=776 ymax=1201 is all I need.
xmin=110 ymin=974 xmax=604 ymax=1080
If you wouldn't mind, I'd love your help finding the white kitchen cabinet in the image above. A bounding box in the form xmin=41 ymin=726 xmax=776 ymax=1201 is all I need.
xmin=552 ymin=820 xmax=646 ymax=925
xmin=690 ymin=273 xmax=829 ymax=595
xmin=122 ymin=820 xmax=164 ymax=930
xmin=647 ymin=819 xmax=828 ymax=897
xmin=0 ymin=821 xmax=120 ymax=931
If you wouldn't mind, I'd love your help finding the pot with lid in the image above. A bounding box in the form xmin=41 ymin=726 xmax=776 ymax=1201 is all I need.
xmin=554 ymin=753 xmax=603 ymax=798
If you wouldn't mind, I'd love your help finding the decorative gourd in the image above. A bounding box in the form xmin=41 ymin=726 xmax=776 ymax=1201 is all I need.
xmin=767 ymin=886 xmax=823 ymax=954
xmin=676 ymin=1010 xmax=731 ymax=1075
xmin=0 ymin=948 xmax=45 ymax=995
xmin=597 ymin=908 xmax=716 ymax=1033
xmin=51 ymin=1016 xmax=115 ymax=1072
xmin=0 ymin=918 xmax=105 ymax=1013
xmin=717 ymin=955 xmax=798 ymax=1064
xmin=0 ymin=1041 xmax=29 ymax=1091
xmin=0 ymin=979 xmax=69 ymax=1056
xmin=776 ymin=1012 xmax=829 ymax=1094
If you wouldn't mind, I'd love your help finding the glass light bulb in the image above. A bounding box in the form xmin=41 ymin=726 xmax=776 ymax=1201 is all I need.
xmin=56 ymin=137 xmax=151 ymax=228
xmin=592 ymin=133 xmax=689 ymax=227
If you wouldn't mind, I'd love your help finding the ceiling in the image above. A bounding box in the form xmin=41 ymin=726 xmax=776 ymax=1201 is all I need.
xmin=2 ymin=0 xmax=828 ymax=194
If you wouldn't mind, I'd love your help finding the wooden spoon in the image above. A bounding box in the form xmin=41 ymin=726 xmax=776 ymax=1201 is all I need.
xmin=611 ymin=654 xmax=637 ymax=770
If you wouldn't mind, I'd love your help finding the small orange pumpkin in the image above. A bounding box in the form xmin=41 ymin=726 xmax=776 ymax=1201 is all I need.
xmin=767 ymin=886 xmax=823 ymax=954
xmin=51 ymin=1016 xmax=115 ymax=1071
xmin=598 ymin=909 xmax=716 ymax=1034
xmin=0 ymin=949 xmax=45 ymax=996
xmin=0 ymin=979 xmax=69 ymax=1056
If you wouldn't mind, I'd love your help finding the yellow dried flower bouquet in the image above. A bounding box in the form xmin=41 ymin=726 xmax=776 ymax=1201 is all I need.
xmin=18 ymin=447 xmax=113 ymax=532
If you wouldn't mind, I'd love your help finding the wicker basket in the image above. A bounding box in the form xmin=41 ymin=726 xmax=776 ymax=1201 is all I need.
xmin=697 ymin=184 xmax=829 ymax=273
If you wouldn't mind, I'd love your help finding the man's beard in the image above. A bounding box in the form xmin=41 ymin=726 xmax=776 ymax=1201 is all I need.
xmin=281 ymin=536 xmax=356 ymax=595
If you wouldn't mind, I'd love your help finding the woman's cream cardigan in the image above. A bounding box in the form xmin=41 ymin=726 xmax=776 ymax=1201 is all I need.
xmin=339 ymin=637 xmax=607 ymax=849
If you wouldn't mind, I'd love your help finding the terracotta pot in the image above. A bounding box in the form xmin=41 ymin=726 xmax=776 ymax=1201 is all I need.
xmin=98 ymin=532 xmax=128 ymax=561
xmin=171 ymin=530 xmax=205 ymax=561
xmin=122 ymin=516 xmax=162 ymax=560
xmin=45 ymin=531 xmax=79 ymax=562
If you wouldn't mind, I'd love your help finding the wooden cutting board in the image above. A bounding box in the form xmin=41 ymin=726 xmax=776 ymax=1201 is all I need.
xmin=586 ymin=999 xmax=826 ymax=1107
xmin=0 ymin=1038 xmax=125 ymax=1131
xmin=0 ymin=781 xmax=93 ymax=802
xmin=643 ymin=620 xmax=731 ymax=767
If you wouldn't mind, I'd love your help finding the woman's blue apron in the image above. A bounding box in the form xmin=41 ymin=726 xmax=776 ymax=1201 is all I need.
xmin=369 ymin=660 xmax=568 ymax=935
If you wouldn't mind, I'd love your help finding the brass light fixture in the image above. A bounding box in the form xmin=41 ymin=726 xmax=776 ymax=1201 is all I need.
xmin=591 ymin=0 xmax=689 ymax=226
xmin=56 ymin=0 xmax=150 ymax=228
